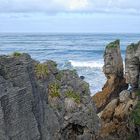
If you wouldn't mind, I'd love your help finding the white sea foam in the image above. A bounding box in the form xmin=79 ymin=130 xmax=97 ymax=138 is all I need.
xmin=69 ymin=60 xmax=103 ymax=68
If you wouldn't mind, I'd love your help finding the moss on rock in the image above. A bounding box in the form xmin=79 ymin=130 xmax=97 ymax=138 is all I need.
xmin=106 ymin=39 xmax=120 ymax=49
xmin=127 ymin=41 xmax=140 ymax=51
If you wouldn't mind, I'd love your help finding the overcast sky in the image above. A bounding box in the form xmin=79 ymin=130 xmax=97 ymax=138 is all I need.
xmin=0 ymin=0 xmax=140 ymax=33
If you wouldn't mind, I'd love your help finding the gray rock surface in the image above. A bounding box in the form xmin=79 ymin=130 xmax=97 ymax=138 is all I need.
xmin=0 ymin=53 xmax=99 ymax=140
xmin=103 ymin=39 xmax=123 ymax=77
xmin=125 ymin=41 xmax=140 ymax=139
xmin=125 ymin=41 xmax=140 ymax=89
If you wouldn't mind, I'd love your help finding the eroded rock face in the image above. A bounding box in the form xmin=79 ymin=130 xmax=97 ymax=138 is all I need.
xmin=93 ymin=40 xmax=128 ymax=112
xmin=0 ymin=53 xmax=99 ymax=140
xmin=103 ymin=40 xmax=123 ymax=77
xmin=98 ymin=90 xmax=138 ymax=140
xmin=48 ymin=69 xmax=100 ymax=140
xmin=96 ymin=41 xmax=140 ymax=140
xmin=125 ymin=41 xmax=140 ymax=89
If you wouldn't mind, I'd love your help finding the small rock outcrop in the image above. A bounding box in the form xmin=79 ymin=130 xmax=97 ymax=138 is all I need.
xmin=93 ymin=40 xmax=128 ymax=112
xmin=0 ymin=53 xmax=100 ymax=140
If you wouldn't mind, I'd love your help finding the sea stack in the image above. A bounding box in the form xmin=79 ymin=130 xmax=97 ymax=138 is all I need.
xmin=94 ymin=41 xmax=140 ymax=140
xmin=125 ymin=41 xmax=140 ymax=89
xmin=93 ymin=40 xmax=128 ymax=112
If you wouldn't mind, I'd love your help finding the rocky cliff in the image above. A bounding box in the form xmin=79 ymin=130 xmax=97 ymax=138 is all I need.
xmin=0 ymin=53 xmax=99 ymax=140
xmin=93 ymin=40 xmax=140 ymax=140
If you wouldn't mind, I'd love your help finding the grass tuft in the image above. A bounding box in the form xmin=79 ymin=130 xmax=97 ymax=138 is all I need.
xmin=48 ymin=82 xmax=60 ymax=98
xmin=12 ymin=52 xmax=22 ymax=57
xmin=35 ymin=63 xmax=49 ymax=79
xmin=65 ymin=90 xmax=81 ymax=104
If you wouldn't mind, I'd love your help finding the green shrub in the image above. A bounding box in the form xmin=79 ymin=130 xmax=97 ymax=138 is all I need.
xmin=35 ymin=63 xmax=49 ymax=79
xmin=12 ymin=52 xmax=22 ymax=57
xmin=106 ymin=40 xmax=119 ymax=49
xmin=65 ymin=90 xmax=81 ymax=104
xmin=127 ymin=42 xmax=139 ymax=51
xmin=48 ymin=82 xmax=60 ymax=98
xmin=107 ymin=43 xmax=118 ymax=49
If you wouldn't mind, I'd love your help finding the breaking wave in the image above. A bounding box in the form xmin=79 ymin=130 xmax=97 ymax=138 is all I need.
xmin=69 ymin=60 xmax=103 ymax=68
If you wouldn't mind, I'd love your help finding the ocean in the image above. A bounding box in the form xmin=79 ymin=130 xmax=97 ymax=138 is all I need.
xmin=0 ymin=33 xmax=140 ymax=95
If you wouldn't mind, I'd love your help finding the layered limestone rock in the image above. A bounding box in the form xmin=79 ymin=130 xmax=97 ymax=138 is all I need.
xmin=96 ymin=41 xmax=140 ymax=140
xmin=93 ymin=40 xmax=128 ymax=112
xmin=125 ymin=41 xmax=140 ymax=89
xmin=125 ymin=41 xmax=140 ymax=139
xmin=97 ymin=90 xmax=138 ymax=140
xmin=0 ymin=53 xmax=99 ymax=140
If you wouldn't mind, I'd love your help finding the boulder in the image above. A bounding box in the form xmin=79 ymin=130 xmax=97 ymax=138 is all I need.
xmin=119 ymin=90 xmax=131 ymax=103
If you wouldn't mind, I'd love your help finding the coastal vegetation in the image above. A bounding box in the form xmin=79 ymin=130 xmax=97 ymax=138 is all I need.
xmin=127 ymin=42 xmax=140 ymax=51
xmin=65 ymin=90 xmax=81 ymax=103
xmin=12 ymin=52 xmax=22 ymax=57
xmin=106 ymin=39 xmax=120 ymax=49
xmin=48 ymin=82 xmax=61 ymax=98
xmin=35 ymin=63 xmax=49 ymax=79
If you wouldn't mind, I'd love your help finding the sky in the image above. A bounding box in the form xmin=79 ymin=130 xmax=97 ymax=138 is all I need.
xmin=0 ymin=0 xmax=140 ymax=33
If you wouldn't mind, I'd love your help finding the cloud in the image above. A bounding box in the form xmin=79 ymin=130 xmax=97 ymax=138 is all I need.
xmin=0 ymin=0 xmax=140 ymax=14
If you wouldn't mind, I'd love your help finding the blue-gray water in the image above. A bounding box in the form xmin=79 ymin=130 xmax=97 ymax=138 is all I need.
xmin=0 ymin=33 xmax=140 ymax=95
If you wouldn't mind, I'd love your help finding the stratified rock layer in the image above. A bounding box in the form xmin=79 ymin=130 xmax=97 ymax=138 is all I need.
xmin=97 ymin=90 xmax=138 ymax=140
xmin=125 ymin=41 xmax=140 ymax=89
xmin=0 ymin=53 xmax=99 ymax=140
xmin=95 ymin=41 xmax=140 ymax=140
xmin=93 ymin=40 xmax=128 ymax=112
